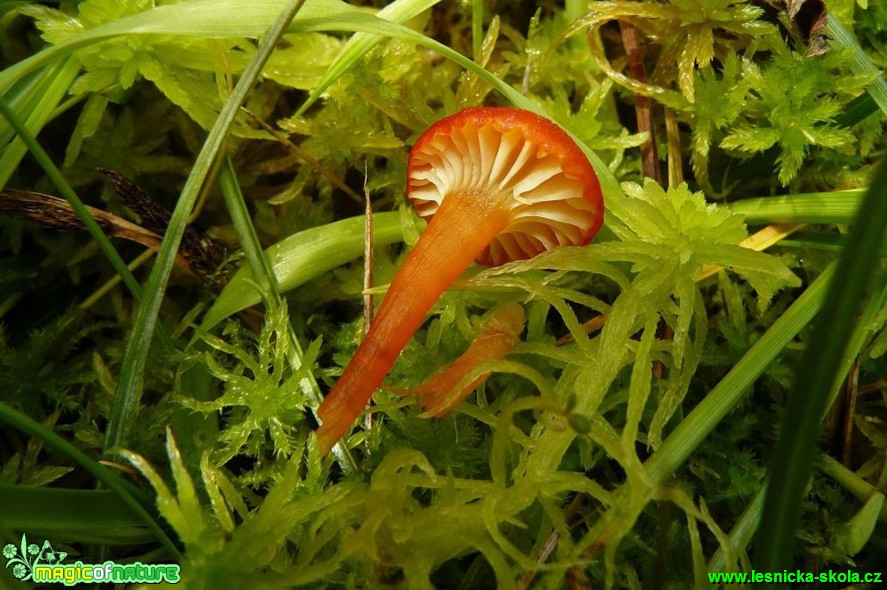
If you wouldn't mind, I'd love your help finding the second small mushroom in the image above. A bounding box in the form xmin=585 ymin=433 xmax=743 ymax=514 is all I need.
xmin=316 ymin=107 xmax=604 ymax=454
xmin=404 ymin=301 xmax=527 ymax=418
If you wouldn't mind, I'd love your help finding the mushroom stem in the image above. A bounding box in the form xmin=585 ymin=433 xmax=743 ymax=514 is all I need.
xmin=316 ymin=193 xmax=511 ymax=454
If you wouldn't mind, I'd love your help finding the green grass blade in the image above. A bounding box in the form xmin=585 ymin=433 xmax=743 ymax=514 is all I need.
xmin=0 ymin=485 xmax=153 ymax=544
xmin=729 ymin=189 xmax=865 ymax=224
xmin=202 ymin=211 xmax=404 ymax=330
xmin=778 ymin=233 xmax=887 ymax=255
xmin=0 ymin=58 xmax=80 ymax=187
xmin=645 ymin=263 xmax=835 ymax=484
xmin=823 ymin=273 xmax=887 ymax=413
xmin=756 ymin=158 xmax=887 ymax=576
xmin=471 ymin=0 xmax=482 ymax=59
xmin=0 ymin=0 xmax=362 ymax=95
xmin=0 ymin=402 xmax=178 ymax=558
xmin=707 ymin=271 xmax=887 ymax=572
xmin=835 ymin=93 xmax=879 ymax=127
xmin=820 ymin=455 xmax=887 ymax=524
xmin=218 ymin=157 xmax=281 ymax=309
xmin=825 ymin=16 xmax=887 ymax=117
xmin=779 ymin=234 xmax=848 ymax=251
xmin=296 ymin=0 xmax=440 ymax=116
xmin=707 ymin=486 xmax=765 ymax=574
xmin=104 ymin=0 xmax=309 ymax=453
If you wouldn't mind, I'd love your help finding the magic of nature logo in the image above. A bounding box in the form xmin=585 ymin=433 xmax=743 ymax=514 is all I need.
xmin=4 ymin=534 xmax=180 ymax=585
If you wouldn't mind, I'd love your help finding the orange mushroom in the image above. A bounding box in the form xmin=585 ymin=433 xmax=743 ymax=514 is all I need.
xmin=406 ymin=302 xmax=526 ymax=418
xmin=315 ymin=107 xmax=603 ymax=454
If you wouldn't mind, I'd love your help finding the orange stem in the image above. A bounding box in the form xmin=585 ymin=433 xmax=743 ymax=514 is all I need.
xmin=316 ymin=193 xmax=511 ymax=454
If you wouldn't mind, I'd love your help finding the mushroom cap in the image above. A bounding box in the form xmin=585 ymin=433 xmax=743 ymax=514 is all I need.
xmin=406 ymin=107 xmax=604 ymax=266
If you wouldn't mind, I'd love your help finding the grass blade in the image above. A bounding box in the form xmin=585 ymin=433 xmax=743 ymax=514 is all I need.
xmin=0 ymin=402 xmax=178 ymax=558
xmin=708 ymin=486 xmax=765 ymax=574
xmin=296 ymin=0 xmax=440 ymax=116
xmin=0 ymin=58 xmax=80 ymax=187
xmin=825 ymin=16 xmax=887 ymax=117
xmin=0 ymin=485 xmax=152 ymax=544
xmin=644 ymin=263 xmax=835 ymax=484
xmin=729 ymin=189 xmax=865 ymax=224
xmin=756 ymin=158 xmax=887 ymax=576
xmin=217 ymin=157 xmax=281 ymax=308
xmin=202 ymin=211 xmax=403 ymax=330
xmin=104 ymin=0 xmax=309 ymax=453
xmin=819 ymin=455 xmax=887 ymax=524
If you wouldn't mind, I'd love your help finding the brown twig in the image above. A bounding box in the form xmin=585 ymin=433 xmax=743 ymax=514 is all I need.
xmin=620 ymin=21 xmax=661 ymax=184
xmin=100 ymin=170 xmax=226 ymax=282
xmin=362 ymin=164 xmax=375 ymax=432
xmin=840 ymin=359 xmax=860 ymax=466
xmin=665 ymin=107 xmax=683 ymax=186
xmin=518 ymin=493 xmax=586 ymax=590
xmin=859 ymin=380 xmax=887 ymax=396
xmin=0 ymin=187 xmax=222 ymax=282
xmin=621 ymin=20 xmax=668 ymax=379
xmin=827 ymin=358 xmax=859 ymax=466
xmin=363 ymin=165 xmax=375 ymax=333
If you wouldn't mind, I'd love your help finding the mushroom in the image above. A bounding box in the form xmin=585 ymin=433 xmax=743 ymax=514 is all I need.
xmin=316 ymin=107 xmax=603 ymax=454
xmin=405 ymin=301 xmax=527 ymax=418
